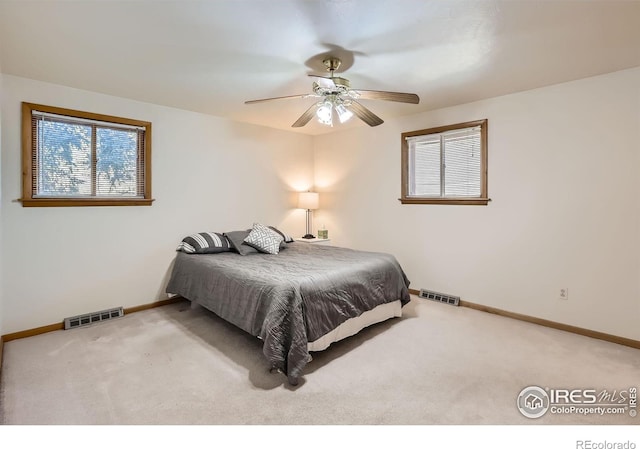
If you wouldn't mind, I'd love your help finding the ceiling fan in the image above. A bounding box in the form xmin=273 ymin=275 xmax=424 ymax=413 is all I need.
xmin=244 ymin=57 xmax=420 ymax=128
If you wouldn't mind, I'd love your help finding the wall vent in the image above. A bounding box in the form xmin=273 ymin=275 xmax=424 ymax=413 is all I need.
xmin=64 ymin=307 xmax=124 ymax=330
xmin=419 ymin=289 xmax=460 ymax=306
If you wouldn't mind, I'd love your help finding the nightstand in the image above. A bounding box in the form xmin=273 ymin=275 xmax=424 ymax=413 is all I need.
xmin=294 ymin=238 xmax=331 ymax=246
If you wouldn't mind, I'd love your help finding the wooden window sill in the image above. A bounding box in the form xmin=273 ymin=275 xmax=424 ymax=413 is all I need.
xmin=399 ymin=197 xmax=491 ymax=206
xmin=19 ymin=198 xmax=155 ymax=207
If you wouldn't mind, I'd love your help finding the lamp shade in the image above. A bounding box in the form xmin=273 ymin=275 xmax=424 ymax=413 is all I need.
xmin=298 ymin=191 xmax=319 ymax=210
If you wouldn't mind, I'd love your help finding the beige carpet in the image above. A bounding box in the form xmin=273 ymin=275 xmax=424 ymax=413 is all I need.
xmin=1 ymin=296 xmax=638 ymax=425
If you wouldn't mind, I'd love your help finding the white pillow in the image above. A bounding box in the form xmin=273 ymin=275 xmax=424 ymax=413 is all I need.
xmin=244 ymin=223 xmax=284 ymax=255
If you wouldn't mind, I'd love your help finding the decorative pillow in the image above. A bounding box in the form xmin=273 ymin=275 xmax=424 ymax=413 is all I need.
xmin=224 ymin=230 xmax=259 ymax=256
xmin=269 ymin=226 xmax=294 ymax=243
xmin=244 ymin=223 xmax=284 ymax=255
xmin=176 ymin=232 xmax=232 ymax=254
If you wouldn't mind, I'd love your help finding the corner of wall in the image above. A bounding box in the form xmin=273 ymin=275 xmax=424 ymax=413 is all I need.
xmin=0 ymin=71 xmax=4 ymax=342
xmin=0 ymin=336 xmax=4 ymax=377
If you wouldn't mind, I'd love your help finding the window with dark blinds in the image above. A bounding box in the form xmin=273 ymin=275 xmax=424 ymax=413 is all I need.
xmin=21 ymin=102 xmax=153 ymax=207
xmin=401 ymin=119 xmax=489 ymax=205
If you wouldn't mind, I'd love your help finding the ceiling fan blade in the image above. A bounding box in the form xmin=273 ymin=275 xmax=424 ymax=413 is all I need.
xmin=348 ymin=101 xmax=384 ymax=127
xmin=245 ymin=93 xmax=314 ymax=105
xmin=351 ymin=89 xmax=420 ymax=104
xmin=291 ymin=103 xmax=318 ymax=128
xmin=308 ymin=74 xmax=336 ymax=89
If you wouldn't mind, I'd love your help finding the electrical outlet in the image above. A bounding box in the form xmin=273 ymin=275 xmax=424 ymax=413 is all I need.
xmin=559 ymin=288 xmax=569 ymax=300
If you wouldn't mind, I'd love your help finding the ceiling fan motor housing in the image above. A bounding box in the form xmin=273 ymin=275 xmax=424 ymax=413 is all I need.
xmin=323 ymin=57 xmax=342 ymax=72
xmin=313 ymin=77 xmax=351 ymax=97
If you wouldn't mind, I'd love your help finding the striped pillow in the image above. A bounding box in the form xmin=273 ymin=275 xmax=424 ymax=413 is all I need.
xmin=177 ymin=232 xmax=232 ymax=254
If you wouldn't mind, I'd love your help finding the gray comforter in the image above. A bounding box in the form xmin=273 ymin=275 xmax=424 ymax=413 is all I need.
xmin=165 ymin=242 xmax=410 ymax=384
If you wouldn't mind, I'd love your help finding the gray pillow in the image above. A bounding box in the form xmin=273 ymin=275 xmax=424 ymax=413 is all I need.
xmin=224 ymin=230 xmax=259 ymax=256
xmin=269 ymin=226 xmax=294 ymax=244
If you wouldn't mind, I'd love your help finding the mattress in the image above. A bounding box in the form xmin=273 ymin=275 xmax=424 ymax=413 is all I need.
xmin=307 ymin=299 xmax=402 ymax=352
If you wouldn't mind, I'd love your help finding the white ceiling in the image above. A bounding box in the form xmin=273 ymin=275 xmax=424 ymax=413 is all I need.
xmin=1 ymin=0 xmax=639 ymax=135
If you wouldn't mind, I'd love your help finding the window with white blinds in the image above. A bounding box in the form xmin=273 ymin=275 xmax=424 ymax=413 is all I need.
xmin=21 ymin=102 xmax=153 ymax=207
xmin=401 ymin=120 xmax=489 ymax=205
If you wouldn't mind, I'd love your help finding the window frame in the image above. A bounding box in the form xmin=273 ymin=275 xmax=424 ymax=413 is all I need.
xmin=21 ymin=102 xmax=153 ymax=207
xmin=400 ymin=119 xmax=489 ymax=205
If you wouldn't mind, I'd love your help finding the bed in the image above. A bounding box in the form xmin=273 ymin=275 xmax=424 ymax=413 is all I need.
xmin=165 ymin=240 xmax=410 ymax=385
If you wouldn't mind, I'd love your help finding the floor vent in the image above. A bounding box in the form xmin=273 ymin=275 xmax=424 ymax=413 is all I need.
xmin=64 ymin=307 xmax=124 ymax=330
xmin=419 ymin=289 xmax=460 ymax=306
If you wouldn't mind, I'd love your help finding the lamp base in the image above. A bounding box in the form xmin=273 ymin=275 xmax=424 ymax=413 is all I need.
xmin=301 ymin=234 xmax=316 ymax=239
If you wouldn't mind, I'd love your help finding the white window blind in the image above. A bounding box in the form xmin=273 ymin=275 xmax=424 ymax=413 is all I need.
xmin=406 ymin=125 xmax=481 ymax=198
xmin=32 ymin=111 xmax=145 ymax=199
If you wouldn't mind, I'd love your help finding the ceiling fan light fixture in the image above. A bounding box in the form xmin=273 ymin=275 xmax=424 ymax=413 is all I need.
xmin=316 ymin=101 xmax=333 ymax=126
xmin=335 ymin=103 xmax=353 ymax=124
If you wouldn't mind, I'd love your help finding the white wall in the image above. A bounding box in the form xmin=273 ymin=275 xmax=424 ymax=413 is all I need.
xmin=314 ymin=67 xmax=640 ymax=341
xmin=0 ymin=75 xmax=313 ymax=334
